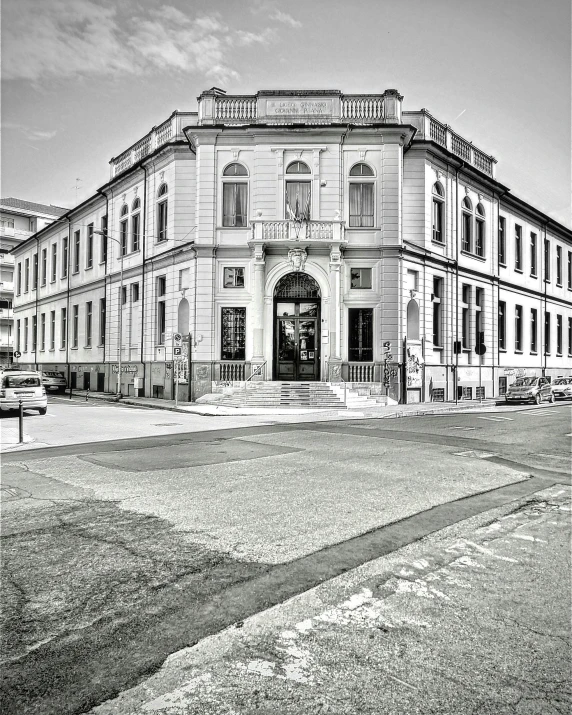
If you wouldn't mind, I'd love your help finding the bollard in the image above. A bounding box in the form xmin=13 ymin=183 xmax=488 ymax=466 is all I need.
xmin=18 ymin=399 xmax=24 ymax=444
xmin=86 ymin=389 xmax=90 ymax=402
xmin=69 ymin=386 xmax=73 ymax=399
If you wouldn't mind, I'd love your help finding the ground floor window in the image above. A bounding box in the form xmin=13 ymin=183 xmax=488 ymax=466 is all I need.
xmin=221 ymin=307 xmax=246 ymax=360
xmin=348 ymin=308 xmax=373 ymax=362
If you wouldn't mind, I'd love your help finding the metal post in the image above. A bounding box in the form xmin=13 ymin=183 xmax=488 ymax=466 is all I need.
xmin=18 ymin=399 xmax=24 ymax=444
xmin=117 ymin=253 xmax=123 ymax=398
xmin=175 ymin=363 xmax=178 ymax=408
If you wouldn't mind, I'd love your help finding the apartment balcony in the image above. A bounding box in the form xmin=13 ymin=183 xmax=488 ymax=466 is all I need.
xmin=0 ymin=253 xmax=15 ymax=265
xmin=0 ymin=281 xmax=15 ymax=294
xmin=0 ymin=227 xmax=33 ymax=240
xmin=250 ymin=220 xmax=345 ymax=245
xmin=403 ymin=109 xmax=496 ymax=177
xmin=110 ymin=111 xmax=198 ymax=178
xmin=0 ymin=308 xmax=14 ymax=320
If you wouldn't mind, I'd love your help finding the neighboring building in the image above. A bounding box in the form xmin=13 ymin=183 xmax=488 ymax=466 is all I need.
xmin=11 ymin=88 xmax=572 ymax=401
xmin=1 ymin=198 xmax=67 ymax=365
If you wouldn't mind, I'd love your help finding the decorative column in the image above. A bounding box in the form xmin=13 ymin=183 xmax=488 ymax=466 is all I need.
xmin=251 ymin=243 xmax=266 ymax=378
xmin=327 ymin=244 xmax=343 ymax=381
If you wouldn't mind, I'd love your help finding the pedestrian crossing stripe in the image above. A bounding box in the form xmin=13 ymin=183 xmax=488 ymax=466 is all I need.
xmin=477 ymin=416 xmax=514 ymax=421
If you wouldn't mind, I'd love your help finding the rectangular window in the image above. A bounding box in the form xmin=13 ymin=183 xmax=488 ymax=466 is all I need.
xmin=461 ymin=285 xmax=470 ymax=349
xmin=432 ymin=277 xmax=443 ymax=347
xmin=132 ymin=283 xmax=139 ymax=302
xmin=73 ymin=230 xmax=80 ymax=273
xmin=158 ymin=200 xmax=168 ymax=240
xmin=72 ymin=304 xmax=79 ymax=348
xmin=544 ymin=238 xmax=550 ymax=281
xmin=32 ymin=253 xmax=38 ymax=289
xmin=179 ymin=268 xmax=190 ymax=291
xmin=544 ymin=311 xmax=550 ymax=354
xmin=461 ymin=213 xmax=471 ymax=252
xmin=62 ymin=237 xmax=68 ymax=278
xmin=530 ymin=308 xmax=537 ymax=353
xmin=99 ymin=298 xmax=106 ymax=345
xmin=61 ymin=308 xmax=67 ymax=349
xmin=24 ymin=258 xmax=29 ymax=292
xmin=568 ymin=317 xmax=572 ymax=357
xmin=131 ymin=213 xmax=140 ymax=252
xmin=432 ymin=198 xmax=443 ymax=242
xmin=568 ymin=251 xmax=572 ymax=290
xmin=32 ymin=315 xmax=37 ymax=352
xmin=530 ymin=233 xmax=537 ymax=276
xmin=221 ymin=307 xmax=246 ymax=359
xmin=16 ymin=263 xmax=22 ymax=295
xmin=86 ymin=223 xmax=94 ymax=268
xmin=24 ymin=317 xmax=28 ymax=352
xmin=51 ymin=243 xmax=57 ymax=282
xmin=222 ymin=183 xmax=248 ymax=227
xmin=41 ymin=249 xmax=47 ymax=286
xmin=16 ymin=319 xmax=21 ymax=351
xmin=556 ymin=246 xmax=562 ymax=285
xmin=50 ymin=310 xmax=55 ymax=350
xmin=515 ymin=305 xmax=522 ymax=352
xmin=475 ymin=218 xmax=485 ymax=257
xmin=120 ymin=220 xmax=128 ymax=256
xmin=348 ymin=308 xmax=373 ymax=362
xmin=515 ymin=225 xmax=522 ymax=271
xmin=475 ymin=288 xmax=484 ymax=350
xmin=499 ymin=301 xmax=506 ymax=350
xmin=121 ymin=286 xmax=127 ymax=305
xmin=498 ymin=216 xmax=506 ymax=264
xmin=556 ymin=315 xmax=562 ymax=355
xmin=349 ymin=183 xmax=374 ymax=228
xmin=100 ymin=215 xmax=108 ymax=263
xmin=156 ymin=276 xmax=166 ymax=344
xmin=223 ymin=267 xmax=245 ymax=288
xmin=40 ymin=313 xmax=46 ymax=351
xmin=350 ymin=268 xmax=372 ymax=289
xmin=86 ymin=301 xmax=92 ymax=347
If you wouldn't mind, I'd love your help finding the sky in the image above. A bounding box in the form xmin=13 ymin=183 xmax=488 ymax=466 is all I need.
xmin=2 ymin=0 xmax=571 ymax=227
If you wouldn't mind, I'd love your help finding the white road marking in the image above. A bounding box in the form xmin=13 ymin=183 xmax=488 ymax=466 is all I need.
xmin=477 ymin=416 xmax=513 ymax=422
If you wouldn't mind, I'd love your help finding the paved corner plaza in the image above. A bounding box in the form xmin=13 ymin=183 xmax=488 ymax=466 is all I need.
xmin=0 ymin=399 xmax=570 ymax=713
xmin=8 ymin=87 xmax=572 ymax=408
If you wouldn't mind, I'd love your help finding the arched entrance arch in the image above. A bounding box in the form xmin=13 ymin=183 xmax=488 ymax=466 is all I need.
xmin=274 ymin=273 xmax=321 ymax=381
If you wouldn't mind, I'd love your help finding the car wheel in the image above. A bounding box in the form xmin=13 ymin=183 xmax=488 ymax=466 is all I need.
xmin=38 ymin=407 xmax=47 ymax=415
xmin=534 ymin=393 xmax=541 ymax=405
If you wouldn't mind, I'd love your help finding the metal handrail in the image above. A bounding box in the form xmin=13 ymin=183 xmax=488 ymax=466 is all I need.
xmin=245 ymin=361 xmax=267 ymax=399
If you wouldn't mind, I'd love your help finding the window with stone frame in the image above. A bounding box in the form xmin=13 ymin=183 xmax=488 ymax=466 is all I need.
xmin=350 ymin=268 xmax=372 ymax=289
xmin=224 ymin=267 xmax=245 ymax=288
xmin=222 ymin=164 xmax=248 ymax=227
xmin=461 ymin=197 xmax=472 ymax=252
xmin=157 ymin=184 xmax=168 ymax=242
xmin=221 ymin=307 xmax=246 ymax=360
xmin=432 ymin=182 xmax=444 ymax=243
xmin=348 ymin=308 xmax=373 ymax=362
xmin=349 ymin=163 xmax=375 ymax=228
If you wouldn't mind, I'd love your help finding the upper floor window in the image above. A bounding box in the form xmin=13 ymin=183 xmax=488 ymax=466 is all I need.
xmin=461 ymin=197 xmax=472 ymax=252
xmin=131 ymin=198 xmax=141 ymax=252
xmin=350 ymin=268 xmax=372 ymax=289
xmin=120 ymin=218 xmax=128 ymax=256
xmin=120 ymin=204 xmax=129 ymax=218
xmin=224 ymin=267 xmax=245 ymax=288
xmin=222 ymin=164 xmax=248 ymax=227
xmin=530 ymin=232 xmax=537 ymax=276
xmin=73 ymin=230 xmax=80 ymax=273
xmin=515 ymin=224 xmax=522 ymax=271
xmin=432 ymin=182 xmax=444 ymax=243
xmin=556 ymin=245 xmax=562 ymax=285
xmin=498 ymin=216 xmax=506 ymax=265
xmin=86 ymin=223 xmax=94 ymax=268
xmin=475 ymin=203 xmax=485 ymax=257
xmin=544 ymin=238 xmax=550 ymax=281
xmin=349 ymin=163 xmax=374 ymax=228
xmin=157 ymin=183 xmax=168 ymax=242
xmin=286 ymin=161 xmax=311 ymax=221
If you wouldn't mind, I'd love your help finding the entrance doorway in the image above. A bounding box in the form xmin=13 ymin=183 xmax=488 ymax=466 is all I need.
xmin=274 ymin=273 xmax=320 ymax=381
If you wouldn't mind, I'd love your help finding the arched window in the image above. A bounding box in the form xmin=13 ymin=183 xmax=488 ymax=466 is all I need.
xmin=461 ymin=197 xmax=473 ymax=252
xmin=475 ymin=203 xmax=485 ymax=257
xmin=223 ymin=163 xmax=248 ymax=176
xmin=222 ymin=164 xmax=248 ymax=227
xmin=119 ymin=204 xmax=128 ymax=256
xmin=349 ymin=164 xmax=375 ymax=227
xmin=407 ymin=300 xmax=420 ymax=340
xmin=286 ymin=161 xmax=311 ymax=174
xmin=432 ymin=182 xmax=444 ymax=243
xmin=349 ymin=163 xmax=374 ymax=177
xmin=157 ymin=184 xmax=168 ymax=242
xmin=120 ymin=204 xmax=128 ymax=217
xmin=131 ymin=198 xmax=141 ymax=252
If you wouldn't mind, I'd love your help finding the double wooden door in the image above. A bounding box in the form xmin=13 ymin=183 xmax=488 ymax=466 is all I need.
xmin=275 ymin=300 xmax=319 ymax=381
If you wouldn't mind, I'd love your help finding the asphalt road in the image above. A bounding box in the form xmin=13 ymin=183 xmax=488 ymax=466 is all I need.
xmin=1 ymin=403 xmax=570 ymax=714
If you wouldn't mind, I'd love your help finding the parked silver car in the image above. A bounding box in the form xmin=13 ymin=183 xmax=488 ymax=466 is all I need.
xmin=504 ymin=376 xmax=551 ymax=404
xmin=41 ymin=371 xmax=67 ymax=393
xmin=539 ymin=377 xmax=572 ymax=403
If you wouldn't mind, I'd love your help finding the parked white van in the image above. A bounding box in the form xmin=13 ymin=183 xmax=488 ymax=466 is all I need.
xmin=0 ymin=371 xmax=48 ymax=414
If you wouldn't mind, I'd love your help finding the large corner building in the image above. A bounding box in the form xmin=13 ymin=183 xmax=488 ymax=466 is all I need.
xmin=12 ymin=88 xmax=572 ymax=402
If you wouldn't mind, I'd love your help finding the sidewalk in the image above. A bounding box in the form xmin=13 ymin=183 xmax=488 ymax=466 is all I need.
xmin=63 ymin=389 xmax=500 ymax=418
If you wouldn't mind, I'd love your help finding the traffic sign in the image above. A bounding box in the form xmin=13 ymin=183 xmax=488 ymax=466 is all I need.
xmin=173 ymin=333 xmax=182 ymax=345
xmin=13 ymin=351 xmax=21 ymax=358
xmin=173 ymin=347 xmax=182 ymax=356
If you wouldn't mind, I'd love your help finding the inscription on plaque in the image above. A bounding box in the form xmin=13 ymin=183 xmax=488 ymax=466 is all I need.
xmin=267 ymin=100 xmax=333 ymax=116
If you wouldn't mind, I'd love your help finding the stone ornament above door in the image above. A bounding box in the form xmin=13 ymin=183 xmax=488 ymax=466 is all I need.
xmin=288 ymin=248 xmax=307 ymax=272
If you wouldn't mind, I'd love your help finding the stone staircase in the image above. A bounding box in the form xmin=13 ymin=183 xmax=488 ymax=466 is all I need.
xmin=208 ymin=381 xmax=398 ymax=410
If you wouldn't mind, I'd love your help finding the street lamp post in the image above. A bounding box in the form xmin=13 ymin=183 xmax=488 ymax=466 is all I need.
xmin=95 ymin=230 xmax=123 ymax=397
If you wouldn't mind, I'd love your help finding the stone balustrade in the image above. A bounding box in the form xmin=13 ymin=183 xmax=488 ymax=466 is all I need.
xmin=251 ymin=220 xmax=345 ymax=243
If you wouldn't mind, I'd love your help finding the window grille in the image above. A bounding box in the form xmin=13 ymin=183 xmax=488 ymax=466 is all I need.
xmin=221 ymin=307 xmax=246 ymax=360
xmin=274 ymin=273 xmax=320 ymax=298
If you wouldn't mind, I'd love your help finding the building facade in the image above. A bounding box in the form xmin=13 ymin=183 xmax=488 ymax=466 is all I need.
xmin=12 ymin=88 xmax=572 ymax=401
xmin=1 ymin=198 xmax=67 ymax=365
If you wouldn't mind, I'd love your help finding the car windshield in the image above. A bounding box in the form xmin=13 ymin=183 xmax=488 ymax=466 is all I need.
xmin=553 ymin=378 xmax=571 ymax=385
xmin=43 ymin=372 xmax=64 ymax=378
xmin=3 ymin=375 xmax=41 ymax=388
xmin=513 ymin=378 xmax=536 ymax=387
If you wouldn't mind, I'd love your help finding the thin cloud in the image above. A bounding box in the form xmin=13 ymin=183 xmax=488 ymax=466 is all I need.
xmin=271 ymin=10 xmax=302 ymax=28
xmin=2 ymin=122 xmax=57 ymax=141
xmin=2 ymin=1 xmax=278 ymax=85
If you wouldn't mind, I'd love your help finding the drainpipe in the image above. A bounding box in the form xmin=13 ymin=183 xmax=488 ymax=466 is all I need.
xmin=34 ymin=235 xmax=39 ymax=369
xmin=542 ymin=222 xmax=548 ymax=377
xmin=454 ymin=166 xmax=460 ymax=404
xmin=64 ymin=216 xmax=72 ymax=388
xmin=140 ymin=165 xmax=148 ymax=392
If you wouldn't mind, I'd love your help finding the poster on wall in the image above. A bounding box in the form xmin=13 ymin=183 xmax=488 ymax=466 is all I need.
xmin=406 ymin=344 xmax=424 ymax=388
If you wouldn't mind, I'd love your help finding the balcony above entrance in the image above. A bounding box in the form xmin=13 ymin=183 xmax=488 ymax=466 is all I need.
xmin=250 ymin=220 xmax=345 ymax=245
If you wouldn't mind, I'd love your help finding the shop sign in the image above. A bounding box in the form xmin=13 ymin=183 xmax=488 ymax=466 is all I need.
xmin=112 ymin=364 xmax=139 ymax=374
